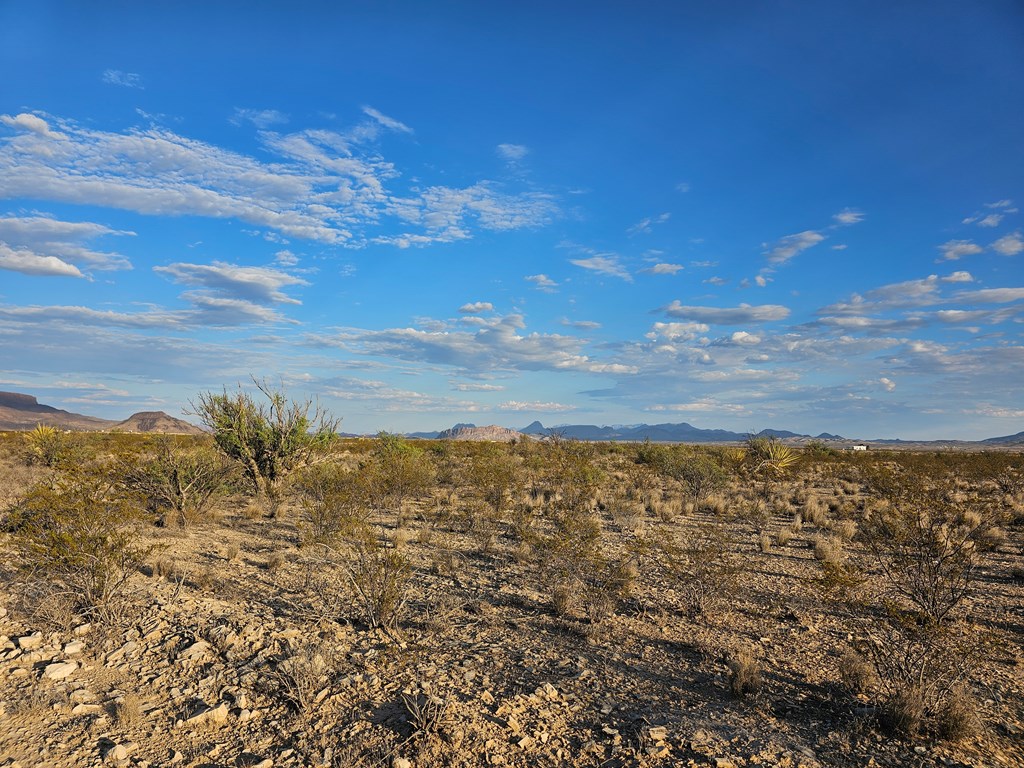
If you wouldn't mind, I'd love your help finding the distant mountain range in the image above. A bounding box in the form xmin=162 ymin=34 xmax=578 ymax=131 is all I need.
xmin=1 ymin=391 xmax=1020 ymax=446
xmin=0 ymin=391 xmax=202 ymax=434
xmin=406 ymin=420 xmax=1024 ymax=447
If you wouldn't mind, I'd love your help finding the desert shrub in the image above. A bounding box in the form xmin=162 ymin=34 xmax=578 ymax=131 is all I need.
xmin=653 ymin=522 xmax=738 ymax=619
xmin=774 ymin=528 xmax=793 ymax=546
xmin=190 ymin=379 xmax=339 ymax=514
xmin=23 ymin=424 xmax=80 ymax=468
xmin=294 ymin=462 xmax=367 ymax=546
xmin=359 ymin=433 xmax=435 ymax=515
xmin=402 ymin=684 xmax=448 ymax=736
xmin=838 ymin=648 xmax=877 ymax=695
xmin=669 ymin=452 xmax=728 ymax=505
xmin=725 ymin=647 xmax=762 ymax=699
xmin=273 ymin=640 xmax=336 ymax=714
xmin=340 ymin=533 xmax=412 ymax=634
xmin=861 ymin=470 xmax=1005 ymax=625
xmin=850 ymin=617 xmax=988 ymax=737
xmin=936 ymin=685 xmax=982 ymax=742
xmin=6 ymin=468 xmax=151 ymax=622
xmin=466 ymin=443 xmax=522 ymax=517
xmin=122 ymin=436 xmax=232 ymax=526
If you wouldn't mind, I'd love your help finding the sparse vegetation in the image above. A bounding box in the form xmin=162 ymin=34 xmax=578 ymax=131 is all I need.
xmin=0 ymin=426 xmax=1021 ymax=767
xmin=189 ymin=379 xmax=339 ymax=514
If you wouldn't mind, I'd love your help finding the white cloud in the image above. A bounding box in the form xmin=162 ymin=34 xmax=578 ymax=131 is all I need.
xmin=450 ymin=381 xmax=505 ymax=392
xmin=496 ymin=143 xmax=529 ymax=162
xmin=325 ymin=313 xmax=631 ymax=376
xmin=0 ymin=243 xmax=83 ymax=277
xmin=833 ymin=209 xmax=864 ymax=225
xmin=627 ymin=212 xmax=670 ymax=236
xmin=676 ymin=181 xmax=691 ymax=193
xmin=879 ymin=377 xmax=896 ymax=392
xmin=703 ymin=276 xmax=727 ymax=286
xmin=991 ymin=231 xmax=1023 ymax=256
xmin=661 ymin=302 xmax=790 ymax=324
xmin=729 ymin=331 xmax=761 ymax=345
xmin=231 ymin=108 xmax=289 ymax=129
xmin=361 ymin=106 xmax=413 ymax=134
xmin=937 ymin=239 xmax=983 ymax=261
xmin=978 ymin=214 xmax=1003 ymax=227
xmin=497 ymin=400 xmax=574 ymax=412
xmin=273 ymin=249 xmax=299 ymax=266
xmin=986 ymin=199 xmax=1014 ymax=209
xmin=645 ymin=322 xmax=710 ymax=342
xmin=764 ymin=230 xmax=825 ymax=265
xmin=640 ymin=262 xmax=683 ymax=275
xmin=458 ymin=301 xmax=494 ymax=314
xmin=954 ymin=287 xmax=1024 ymax=303
xmin=101 ymin=70 xmax=143 ymax=89
xmin=154 ymin=261 xmax=308 ymax=305
xmin=0 ymin=214 xmax=134 ymax=271
xmin=0 ymin=112 xmax=65 ymax=139
xmin=525 ymin=273 xmax=558 ymax=292
xmin=570 ymin=254 xmax=632 ymax=282
xmin=754 ymin=274 xmax=768 ymax=287
xmin=0 ymin=112 xmax=558 ymax=247
xmin=941 ymin=270 xmax=974 ymax=283
xmin=560 ymin=318 xmax=601 ymax=330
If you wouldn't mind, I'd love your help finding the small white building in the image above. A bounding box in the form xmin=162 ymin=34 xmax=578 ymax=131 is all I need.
xmin=851 ymin=444 xmax=869 ymax=451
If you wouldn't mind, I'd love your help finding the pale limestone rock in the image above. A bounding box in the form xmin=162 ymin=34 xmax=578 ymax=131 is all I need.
xmin=43 ymin=660 xmax=78 ymax=680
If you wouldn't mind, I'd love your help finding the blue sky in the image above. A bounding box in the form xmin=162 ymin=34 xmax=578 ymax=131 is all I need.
xmin=1 ymin=2 xmax=1022 ymax=439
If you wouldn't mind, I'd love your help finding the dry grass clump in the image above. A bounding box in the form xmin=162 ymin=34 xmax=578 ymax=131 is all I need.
xmin=774 ymin=528 xmax=793 ymax=547
xmin=802 ymin=496 xmax=829 ymax=527
xmin=725 ymin=647 xmax=762 ymax=699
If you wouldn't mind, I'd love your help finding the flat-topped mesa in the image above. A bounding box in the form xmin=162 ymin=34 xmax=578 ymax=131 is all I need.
xmin=436 ymin=424 xmax=526 ymax=442
xmin=0 ymin=391 xmax=47 ymax=410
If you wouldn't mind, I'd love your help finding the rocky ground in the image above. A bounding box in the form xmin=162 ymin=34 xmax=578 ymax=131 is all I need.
xmin=1 ymin=445 xmax=1022 ymax=768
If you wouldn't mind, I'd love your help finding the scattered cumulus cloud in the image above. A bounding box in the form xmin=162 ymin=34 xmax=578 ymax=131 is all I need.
xmin=640 ymin=262 xmax=683 ymax=275
xmin=231 ymin=108 xmax=289 ymax=129
xmin=450 ymin=381 xmax=505 ymax=392
xmin=458 ymin=301 xmax=494 ymax=314
xmin=676 ymin=181 xmax=691 ymax=193
xmin=0 ymin=243 xmax=83 ymax=277
xmin=937 ymin=239 xmax=983 ymax=261
xmin=627 ymin=212 xmax=670 ymax=236
xmin=361 ymin=106 xmax=413 ymax=134
xmin=879 ymin=377 xmax=896 ymax=392
xmin=154 ymin=261 xmax=308 ymax=305
xmin=0 ymin=214 xmax=133 ymax=272
xmin=525 ymin=273 xmax=558 ymax=292
xmin=0 ymin=111 xmax=558 ymax=248
xmin=101 ymin=70 xmax=143 ymax=89
xmin=833 ymin=209 xmax=864 ymax=225
xmin=570 ymin=254 xmax=632 ymax=282
xmin=0 ymin=112 xmax=66 ymax=139
xmin=496 ymin=143 xmax=529 ymax=162
xmin=661 ymin=302 xmax=790 ymax=324
xmin=991 ymin=231 xmax=1023 ymax=256
xmin=764 ymin=230 xmax=826 ymax=265
xmin=942 ymin=271 xmax=974 ymax=283
xmin=497 ymin=400 xmax=574 ymax=412
xmin=560 ymin=318 xmax=601 ymax=330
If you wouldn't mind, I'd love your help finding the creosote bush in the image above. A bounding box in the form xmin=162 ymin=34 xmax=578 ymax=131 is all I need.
xmin=190 ymin=378 xmax=339 ymax=514
xmin=122 ymin=436 xmax=232 ymax=527
xmin=6 ymin=467 xmax=151 ymax=622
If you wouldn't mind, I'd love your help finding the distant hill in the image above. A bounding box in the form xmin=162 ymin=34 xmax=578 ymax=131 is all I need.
xmin=113 ymin=411 xmax=204 ymax=435
xmin=519 ymin=420 xmax=797 ymax=443
xmin=0 ymin=391 xmax=200 ymax=434
xmin=980 ymin=430 xmax=1024 ymax=446
xmin=435 ymin=424 xmax=526 ymax=442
